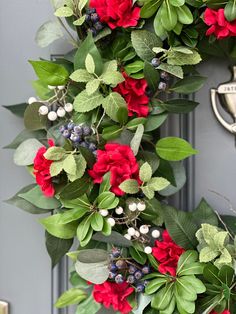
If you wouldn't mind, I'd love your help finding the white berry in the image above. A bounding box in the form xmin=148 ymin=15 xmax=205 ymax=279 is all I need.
xmin=144 ymin=246 xmax=152 ymax=254
xmin=48 ymin=85 xmax=56 ymax=90
xmin=137 ymin=202 xmax=146 ymax=211
xmin=57 ymin=107 xmax=66 ymax=117
xmin=99 ymin=209 xmax=108 ymax=217
xmin=135 ymin=231 xmax=140 ymax=238
xmin=57 ymin=85 xmax=65 ymax=90
xmin=39 ymin=105 xmax=49 ymax=115
xmin=124 ymin=234 xmax=131 ymax=240
xmin=128 ymin=203 xmax=137 ymax=212
xmin=28 ymin=97 xmax=37 ymax=104
xmin=115 ymin=206 xmax=123 ymax=215
xmin=64 ymin=103 xmax=73 ymax=112
xmin=128 ymin=227 xmax=136 ymax=236
xmin=48 ymin=111 xmax=57 ymax=121
xmin=140 ymin=225 xmax=149 ymax=234
xmin=152 ymin=229 xmax=161 ymax=239
xmin=107 ymin=217 xmax=115 ymax=227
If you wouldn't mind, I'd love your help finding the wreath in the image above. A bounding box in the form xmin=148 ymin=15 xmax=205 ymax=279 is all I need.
xmin=4 ymin=0 xmax=236 ymax=313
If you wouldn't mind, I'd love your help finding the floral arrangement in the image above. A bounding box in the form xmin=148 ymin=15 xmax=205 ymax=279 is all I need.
xmin=4 ymin=0 xmax=236 ymax=313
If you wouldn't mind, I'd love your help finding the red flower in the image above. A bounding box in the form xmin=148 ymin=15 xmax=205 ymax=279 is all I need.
xmin=113 ymin=72 xmax=149 ymax=117
xmin=88 ymin=143 xmax=141 ymax=196
xmin=152 ymin=230 xmax=185 ymax=277
xmin=204 ymin=8 xmax=236 ymax=39
xmin=92 ymin=281 xmax=134 ymax=314
xmin=33 ymin=139 xmax=55 ymax=197
xmin=89 ymin=0 xmax=140 ymax=29
xmin=211 ymin=311 xmax=230 ymax=314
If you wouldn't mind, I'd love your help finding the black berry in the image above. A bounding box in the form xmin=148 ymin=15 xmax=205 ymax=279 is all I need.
xmin=151 ymin=58 xmax=161 ymax=68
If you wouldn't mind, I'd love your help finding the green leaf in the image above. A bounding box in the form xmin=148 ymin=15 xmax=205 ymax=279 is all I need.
xmin=102 ymin=92 xmax=127 ymax=122
xmin=50 ymin=160 xmax=64 ymax=177
xmin=19 ymin=185 xmax=61 ymax=210
xmin=40 ymin=214 xmax=77 ymax=239
xmin=63 ymin=154 xmax=76 ymax=175
xmin=199 ymin=247 xmax=220 ymax=263
xmin=75 ymin=249 xmax=109 ymax=284
xmin=117 ymin=106 xmax=128 ymax=125
xmin=92 ymin=231 xmax=132 ymax=247
xmin=177 ymin=262 xmax=204 ymax=276
xmin=129 ymin=246 xmax=147 ymax=264
xmin=99 ymin=172 xmax=111 ymax=194
xmin=77 ymin=215 xmax=93 ymax=242
xmin=192 ymin=198 xmax=218 ymax=228
xmin=140 ymin=0 xmax=162 ymax=18
xmin=79 ymin=146 xmax=96 ymax=169
xmin=73 ymin=15 xmax=86 ymax=26
xmin=3 ymin=103 xmax=28 ymax=118
xmin=55 ymin=288 xmax=87 ymax=308
xmin=78 ymin=0 xmax=88 ymax=11
xmin=156 ymin=137 xmax=198 ymax=161
xmin=148 ymin=177 xmax=170 ymax=191
xmin=161 ymin=1 xmax=178 ymax=31
xmin=153 ymin=8 xmax=168 ymax=38
xmin=203 ymin=263 xmax=221 ymax=285
xmin=130 ymin=124 xmax=144 ymax=156
xmin=163 ymin=205 xmax=198 ymax=249
xmin=139 ymin=162 xmax=153 ymax=182
xmin=13 ymin=138 xmax=43 ymax=166
xmin=177 ymin=250 xmax=198 ymax=274
xmin=74 ymin=33 xmax=103 ymax=76
xmin=218 ymin=265 xmax=234 ymax=286
xmin=54 ymin=6 xmax=74 ymax=17
xmin=44 ymin=146 xmax=65 ymax=161
xmin=97 ymin=191 xmax=119 ymax=210
xmin=45 ymin=232 xmax=73 ymax=267
xmin=100 ymin=71 xmax=124 ymax=86
xmin=60 ymin=176 xmax=91 ymax=200
xmin=102 ymin=125 xmax=123 ymax=140
xmin=5 ymin=184 xmax=51 ymax=214
xmin=169 ymin=0 xmax=185 ymax=6
xmin=86 ymin=79 xmax=100 ymax=95
xmin=167 ymin=49 xmax=202 ymax=66
xmin=151 ymin=283 xmax=174 ymax=310
xmin=70 ymin=69 xmax=94 ymax=82
xmin=144 ymin=61 xmax=159 ymax=92
xmin=176 ymin=5 xmax=193 ymax=24
xmin=119 ymin=179 xmax=140 ymax=194
xmin=142 ymin=185 xmax=155 ymax=199
xmin=132 ymin=294 xmax=152 ymax=314
xmin=224 ymin=0 xmax=236 ymax=22
xmin=75 ymin=294 xmax=101 ymax=314
xmin=131 ymin=30 xmax=162 ymax=62
xmin=124 ymin=60 xmax=144 ymax=75
xmin=32 ymin=80 xmax=52 ymax=100
xmin=74 ymin=90 xmax=104 ymax=112
xmin=157 ymin=63 xmax=183 ymax=79
xmin=170 ymin=76 xmax=207 ymax=94
xmin=85 ymin=53 xmax=95 ymax=74
xmin=35 ymin=20 xmax=63 ymax=48
xmin=160 ymin=99 xmax=199 ymax=114
xmin=140 ymin=198 xmax=164 ymax=226
xmin=126 ymin=118 xmax=147 ymax=130
xmin=29 ymin=60 xmax=69 ymax=86
xmin=145 ymin=114 xmax=168 ymax=131
xmin=57 ymin=207 xmax=88 ymax=224
xmin=24 ymin=102 xmax=47 ymax=130
xmin=91 ymin=212 xmax=104 ymax=232
xmin=145 ymin=278 xmax=168 ymax=294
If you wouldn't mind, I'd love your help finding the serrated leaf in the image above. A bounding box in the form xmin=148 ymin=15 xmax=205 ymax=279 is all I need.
xmin=101 ymin=71 xmax=124 ymax=86
xmin=157 ymin=63 xmax=183 ymax=79
xmin=130 ymin=124 xmax=144 ymax=156
xmin=199 ymin=246 xmax=219 ymax=263
xmin=139 ymin=162 xmax=153 ymax=182
xmin=86 ymin=79 xmax=100 ymax=95
xmin=102 ymin=92 xmax=127 ymax=122
xmin=54 ymin=6 xmax=74 ymax=17
xmin=167 ymin=49 xmax=202 ymax=66
xmin=50 ymin=160 xmax=64 ymax=176
xmin=148 ymin=177 xmax=170 ymax=191
xmin=63 ymin=154 xmax=76 ymax=175
xmin=44 ymin=146 xmax=66 ymax=161
xmin=119 ymin=179 xmax=140 ymax=194
xmin=70 ymin=69 xmax=94 ymax=82
xmin=142 ymin=185 xmax=155 ymax=199
xmin=74 ymin=90 xmax=104 ymax=112
xmin=85 ymin=53 xmax=95 ymax=74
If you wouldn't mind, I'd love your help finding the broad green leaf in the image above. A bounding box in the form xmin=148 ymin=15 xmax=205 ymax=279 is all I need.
xmin=91 ymin=212 xmax=104 ymax=232
xmin=101 ymin=219 xmax=112 ymax=236
xmin=160 ymin=99 xmax=199 ymax=114
xmin=63 ymin=154 xmax=76 ymax=175
xmin=35 ymin=20 xmax=63 ymax=48
xmin=176 ymin=5 xmax=193 ymax=24
xmin=192 ymin=198 xmax=218 ymax=228
xmin=3 ymin=103 xmax=28 ymax=118
xmin=119 ymin=179 xmax=140 ymax=194
xmin=19 ymin=185 xmax=61 ymax=210
xmin=86 ymin=79 xmax=100 ymax=95
xmin=117 ymin=106 xmax=129 ymax=125
xmin=32 ymin=80 xmax=52 ymax=100
xmin=75 ymin=249 xmax=109 ymax=284
xmin=145 ymin=278 xmax=168 ymax=294
xmin=177 ymin=250 xmax=198 ymax=274
xmin=140 ymin=198 xmax=163 ymax=226
xmin=85 ymin=53 xmax=95 ymax=74
xmin=78 ymin=0 xmax=88 ymax=11
xmin=55 ymin=288 xmax=87 ymax=308
xmin=157 ymin=63 xmax=183 ymax=79
xmin=170 ymin=76 xmax=206 ymax=94
xmin=40 ymin=214 xmax=77 ymax=239
xmin=140 ymin=0 xmax=162 ymax=18
xmin=44 ymin=146 xmax=66 ymax=161
xmin=153 ymin=8 xmax=168 ymax=38
xmin=145 ymin=114 xmax=168 ymax=132
xmin=54 ymin=6 xmax=74 ymax=17
xmin=102 ymin=125 xmax=123 ymax=140
xmin=180 ymin=275 xmax=206 ymax=294
xmin=92 ymin=231 xmax=132 ymax=247
xmin=124 ymin=60 xmax=144 ymax=75
xmin=144 ymin=61 xmax=159 ymax=92
xmin=142 ymin=185 xmax=155 ymax=199
xmin=58 ymin=208 xmax=88 ymax=225
xmin=130 ymin=124 xmax=144 ymax=156
xmin=99 ymin=172 xmax=111 ymax=194
xmin=13 ymin=138 xmax=43 ymax=166
xmin=167 ymin=49 xmax=202 ymax=66
xmin=75 ymin=294 xmax=101 ymax=314
xmin=148 ymin=177 xmax=170 ymax=191
xmin=60 ymin=177 xmax=91 ymax=200
xmin=203 ymin=263 xmax=221 ymax=285
xmin=73 ymin=15 xmax=86 ymax=26
xmin=70 ymin=69 xmax=94 ymax=82
xmin=100 ymin=71 xmax=124 ymax=86
xmin=129 ymin=246 xmax=147 ymax=264
xmin=29 ymin=60 xmax=69 ymax=86
xmin=178 ymin=262 xmax=204 ymax=276
xmin=139 ymin=162 xmax=153 ymax=182
xmin=102 ymin=92 xmax=127 ymax=122
xmin=156 ymin=137 xmax=198 ymax=161
xmin=131 ymin=30 xmax=162 ymax=62
xmin=77 ymin=215 xmax=93 ymax=242
xmin=126 ymin=118 xmax=147 ymax=130
xmin=97 ymin=191 xmax=119 ymax=210
xmin=74 ymin=90 xmax=104 ymax=112
xmin=24 ymin=102 xmax=47 ymax=130
xmin=151 ymin=283 xmax=174 ymax=310
xmin=224 ymin=0 xmax=236 ymax=22
xmin=161 ymin=1 xmax=178 ymax=31
xmin=45 ymin=232 xmax=73 ymax=267
xmin=169 ymin=0 xmax=185 ymax=6
xmin=61 ymin=194 xmax=91 ymax=210
xmin=50 ymin=160 xmax=64 ymax=176
xmin=218 ymin=265 xmax=234 ymax=286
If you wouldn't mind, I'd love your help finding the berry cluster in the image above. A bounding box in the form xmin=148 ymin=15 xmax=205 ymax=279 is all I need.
xmin=59 ymin=122 xmax=97 ymax=153
xmin=108 ymin=248 xmax=151 ymax=293
xmin=85 ymin=8 xmax=104 ymax=37
xmin=151 ymin=57 xmax=170 ymax=91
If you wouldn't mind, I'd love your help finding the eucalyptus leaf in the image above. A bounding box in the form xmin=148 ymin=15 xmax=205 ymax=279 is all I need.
xmin=13 ymin=138 xmax=43 ymax=166
xmin=35 ymin=20 xmax=63 ymax=48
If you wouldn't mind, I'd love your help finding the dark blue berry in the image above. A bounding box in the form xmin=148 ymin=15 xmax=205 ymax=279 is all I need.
xmin=73 ymin=125 xmax=83 ymax=135
xmin=89 ymin=27 xmax=97 ymax=37
xmin=62 ymin=130 xmax=71 ymax=138
xmin=142 ymin=266 xmax=151 ymax=275
xmin=82 ymin=125 xmax=92 ymax=136
xmin=111 ymin=248 xmax=121 ymax=258
xmin=80 ymin=141 xmax=89 ymax=149
xmin=143 ymin=280 xmax=149 ymax=287
xmin=59 ymin=125 xmax=67 ymax=133
xmin=151 ymin=58 xmax=161 ymax=68
xmin=136 ymin=284 xmax=145 ymax=293
xmin=158 ymin=81 xmax=167 ymax=91
xmin=91 ymin=13 xmax=100 ymax=23
xmin=67 ymin=122 xmax=75 ymax=130
xmin=115 ymin=274 xmax=124 ymax=284
xmin=109 ymin=271 xmax=116 ymax=279
xmin=128 ymin=265 xmax=137 ymax=274
xmin=89 ymin=143 xmax=97 ymax=152
xmin=127 ymin=275 xmax=135 ymax=284
xmin=110 ymin=264 xmax=118 ymax=273
xmin=86 ymin=8 xmax=96 ymax=14
xmin=94 ymin=21 xmax=103 ymax=31
xmin=116 ymin=260 xmax=127 ymax=269
xmin=160 ymin=71 xmax=169 ymax=81
xmin=85 ymin=14 xmax=91 ymax=22
xmin=134 ymin=270 xmax=143 ymax=280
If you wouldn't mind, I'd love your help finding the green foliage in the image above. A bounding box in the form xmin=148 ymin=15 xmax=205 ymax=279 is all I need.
xmin=92 ymin=231 xmax=132 ymax=247
xmin=24 ymin=102 xmax=47 ymax=130
xmin=170 ymin=76 xmax=207 ymax=94
xmin=60 ymin=176 xmax=91 ymax=200
xmin=3 ymin=103 xmax=28 ymax=118
xmin=160 ymin=99 xmax=199 ymax=113
xmin=55 ymin=288 xmax=87 ymax=308
xmin=146 ymin=251 xmax=205 ymax=314
xmin=13 ymin=138 xmax=43 ymax=166
xmin=75 ymin=294 xmax=101 ymax=314
xmin=130 ymin=124 xmax=144 ymax=156
xmin=35 ymin=20 xmax=64 ymax=48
